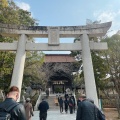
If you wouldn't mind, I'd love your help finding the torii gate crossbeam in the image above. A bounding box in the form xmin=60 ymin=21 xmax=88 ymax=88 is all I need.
xmin=0 ymin=22 xmax=112 ymax=107
xmin=0 ymin=42 xmax=107 ymax=51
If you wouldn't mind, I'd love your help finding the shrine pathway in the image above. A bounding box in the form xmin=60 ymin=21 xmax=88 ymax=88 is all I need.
xmin=32 ymin=110 xmax=76 ymax=120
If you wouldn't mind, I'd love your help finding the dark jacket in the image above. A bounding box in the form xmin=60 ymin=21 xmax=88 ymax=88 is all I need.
xmin=71 ymin=96 xmax=76 ymax=105
xmin=96 ymin=107 xmax=105 ymax=120
xmin=76 ymin=99 xmax=97 ymax=120
xmin=69 ymin=97 xmax=74 ymax=107
xmin=59 ymin=98 xmax=63 ymax=106
xmin=64 ymin=99 xmax=69 ymax=106
xmin=0 ymin=98 xmax=26 ymax=120
xmin=38 ymin=100 xmax=49 ymax=113
xmin=77 ymin=99 xmax=81 ymax=106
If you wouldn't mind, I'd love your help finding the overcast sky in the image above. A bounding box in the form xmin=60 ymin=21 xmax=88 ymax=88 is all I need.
xmin=15 ymin=0 xmax=120 ymax=54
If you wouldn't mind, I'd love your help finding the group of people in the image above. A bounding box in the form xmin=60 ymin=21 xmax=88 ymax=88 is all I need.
xmin=0 ymin=86 xmax=49 ymax=120
xmin=0 ymin=86 xmax=106 ymax=120
xmin=40 ymin=93 xmax=106 ymax=120
xmin=37 ymin=93 xmax=106 ymax=120
xmin=0 ymin=85 xmax=49 ymax=120
xmin=57 ymin=93 xmax=76 ymax=114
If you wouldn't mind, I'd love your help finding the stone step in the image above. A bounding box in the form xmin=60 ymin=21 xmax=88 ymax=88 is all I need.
xmin=35 ymin=93 xmax=65 ymax=110
xmin=45 ymin=96 xmax=59 ymax=110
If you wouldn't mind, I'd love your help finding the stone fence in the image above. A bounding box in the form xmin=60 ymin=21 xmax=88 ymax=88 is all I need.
xmin=102 ymin=97 xmax=118 ymax=108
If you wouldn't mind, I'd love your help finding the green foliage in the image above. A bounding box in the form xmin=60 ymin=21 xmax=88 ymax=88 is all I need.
xmin=0 ymin=1 xmax=37 ymax=25
xmin=102 ymin=34 xmax=120 ymax=94
xmin=23 ymin=51 xmax=45 ymax=86
xmin=71 ymin=38 xmax=109 ymax=94
xmin=0 ymin=0 xmax=38 ymax=91
xmin=0 ymin=0 xmax=8 ymax=7
xmin=54 ymin=87 xmax=62 ymax=93
xmin=18 ymin=9 xmax=37 ymax=26
xmin=101 ymin=34 xmax=120 ymax=117
xmin=31 ymin=92 xmax=39 ymax=106
xmin=91 ymin=51 xmax=109 ymax=88
xmin=0 ymin=1 xmax=19 ymax=24
xmin=0 ymin=51 xmax=15 ymax=89
xmin=72 ymin=71 xmax=84 ymax=89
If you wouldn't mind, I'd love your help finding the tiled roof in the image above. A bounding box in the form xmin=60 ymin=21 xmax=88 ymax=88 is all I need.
xmin=44 ymin=54 xmax=76 ymax=62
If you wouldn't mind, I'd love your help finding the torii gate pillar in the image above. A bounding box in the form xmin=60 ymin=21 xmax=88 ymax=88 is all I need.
xmin=11 ymin=34 xmax=27 ymax=100
xmin=81 ymin=33 xmax=99 ymax=106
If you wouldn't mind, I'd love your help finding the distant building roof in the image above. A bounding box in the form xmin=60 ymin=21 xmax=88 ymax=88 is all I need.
xmin=44 ymin=54 xmax=76 ymax=62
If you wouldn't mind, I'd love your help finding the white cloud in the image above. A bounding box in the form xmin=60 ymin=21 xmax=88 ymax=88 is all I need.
xmin=94 ymin=10 xmax=120 ymax=36
xmin=94 ymin=10 xmax=116 ymax=22
xmin=16 ymin=2 xmax=30 ymax=11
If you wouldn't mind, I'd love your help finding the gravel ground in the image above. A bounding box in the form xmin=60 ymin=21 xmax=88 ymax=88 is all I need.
xmin=104 ymin=108 xmax=120 ymax=120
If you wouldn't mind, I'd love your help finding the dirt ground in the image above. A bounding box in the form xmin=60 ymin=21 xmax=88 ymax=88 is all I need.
xmin=104 ymin=108 xmax=120 ymax=120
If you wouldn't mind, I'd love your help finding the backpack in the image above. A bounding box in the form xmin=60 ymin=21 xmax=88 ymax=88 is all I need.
xmin=0 ymin=103 xmax=19 ymax=120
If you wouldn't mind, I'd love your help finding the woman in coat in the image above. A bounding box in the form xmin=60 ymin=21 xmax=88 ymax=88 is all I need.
xmin=24 ymin=98 xmax=34 ymax=120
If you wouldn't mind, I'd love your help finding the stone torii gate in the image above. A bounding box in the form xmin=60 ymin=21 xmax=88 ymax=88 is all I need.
xmin=0 ymin=22 xmax=111 ymax=107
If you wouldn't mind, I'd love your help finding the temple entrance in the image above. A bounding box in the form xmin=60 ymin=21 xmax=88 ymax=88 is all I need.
xmin=50 ymin=80 xmax=71 ymax=94
xmin=53 ymin=83 xmax=64 ymax=94
xmin=44 ymin=54 xmax=75 ymax=94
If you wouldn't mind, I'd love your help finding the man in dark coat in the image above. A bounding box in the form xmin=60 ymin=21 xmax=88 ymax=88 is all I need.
xmin=64 ymin=97 xmax=69 ymax=113
xmin=76 ymin=94 xmax=94 ymax=120
xmin=0 ymin=86 xmax=27 ymax=120
xmin=71 ymin=95 xmax=76 ymax=113
xmin=76 ymin=94 xmax=105 ymax=120
xmin=76 ymin=99 xmax=97 ymax=120
xmin=38 ymin=98 xmax=49 ymax=120
xmin=86 ymin=98 xmax=105 ymax=120
xmin=59 ymin=97 xmax=63 ymax=113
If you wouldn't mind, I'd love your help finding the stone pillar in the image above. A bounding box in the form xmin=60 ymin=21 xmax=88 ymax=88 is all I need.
xmin=81 ymin=33 xmax=99 ymax=107
xmin=11 ymin=34 xmax=27 ymax=101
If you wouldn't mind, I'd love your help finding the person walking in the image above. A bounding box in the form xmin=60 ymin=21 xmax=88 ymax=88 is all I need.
xmin=71 ymin=95 xmax=76 ymax=113
xmin=69 ymin=96 xmax=74 ymax=114
xmin=59 ymin=97 xmax=64 ymax=113
xmin=38 ymin=98 xmax=49 ymax=120
xmin=76 ymin=94 xmax=105 ymax=120
xmin=64 ymin=97 xmax=69 ymax=113
xmin=86 ymin=98 xmax=105 ymax=120
xmin=24 ymin=98 xmax=34 ymax=120
xmin=0 ymin=86 xmax=26 ymax=120
xmin=46 ymin=88 xmax=49 ymax=98
xmin=64 ymin=91 xmax=68 ymax=99
xmin=58 ymin=95 xmax=61 ymax=105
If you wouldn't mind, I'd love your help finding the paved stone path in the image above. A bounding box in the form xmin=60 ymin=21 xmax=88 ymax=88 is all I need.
xmin=32 ymin=110 xmax=76 ymax=120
